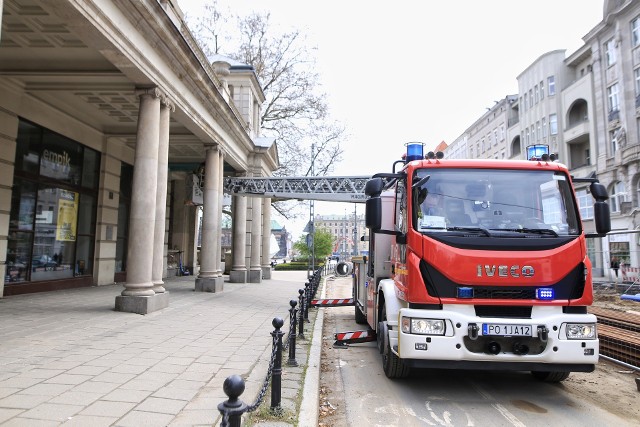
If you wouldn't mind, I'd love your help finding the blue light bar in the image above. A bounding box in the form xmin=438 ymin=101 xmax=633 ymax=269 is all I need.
xmin=405 ymin=142 xmax=425 ymax=162
xmin=457 ymin=287 xmax=474 ymax=298
xmin=536 ymin=288 xmax=555 ymax=300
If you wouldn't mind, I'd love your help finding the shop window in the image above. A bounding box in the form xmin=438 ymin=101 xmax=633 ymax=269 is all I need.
xmin=5 ymin=119 xmax=99 ymax=285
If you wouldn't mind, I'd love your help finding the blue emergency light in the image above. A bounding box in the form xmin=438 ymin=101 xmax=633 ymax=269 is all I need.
xmin=406 ymin=142 xmax=425 ymax=162
xmin=457 ymin=287 xmax=474 ymax=298
xmin=536 ymin=287 xmax=555 ymax=300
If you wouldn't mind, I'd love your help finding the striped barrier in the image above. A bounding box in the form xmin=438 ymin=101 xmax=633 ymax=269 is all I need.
xmin=310 ymin=298 xmax=354 ymax=307
xmin=334 ymin=329 xmax=377 ymax=347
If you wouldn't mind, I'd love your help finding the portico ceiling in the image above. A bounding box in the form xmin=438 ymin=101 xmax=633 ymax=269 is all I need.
xmin=0 ymin=0 xmax=216 ymax=165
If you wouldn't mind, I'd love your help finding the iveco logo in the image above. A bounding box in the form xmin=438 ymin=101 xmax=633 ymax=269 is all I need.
xmin=477 ymin=265 xmax=535 ymax=278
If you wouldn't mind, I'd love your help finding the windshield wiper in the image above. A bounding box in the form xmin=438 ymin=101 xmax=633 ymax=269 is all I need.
xmin=498 ymin=227 xmax=559 ymax=237
xmin=447 ymin=226 xmax=493 ymax=237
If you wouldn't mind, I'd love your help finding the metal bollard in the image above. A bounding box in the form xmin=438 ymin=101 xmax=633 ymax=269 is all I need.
xmin=298 ymin=289 xmax=306 ymax=340
xmin=288 ymin=300 xmax=298 ymax=366
xmin=270 ymin=317 xmax=284 ymax=410
xmin=304 ymin=282 xmax=311 ymax=322
xmin=217 ymin=375 xmax=248 ymax=427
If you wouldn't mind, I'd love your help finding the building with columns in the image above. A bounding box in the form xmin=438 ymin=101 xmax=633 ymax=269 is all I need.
xmin=444 ymin=0 xmax=640 ymax=279
xmin=0 ymin=0 xmax=278 ymax=312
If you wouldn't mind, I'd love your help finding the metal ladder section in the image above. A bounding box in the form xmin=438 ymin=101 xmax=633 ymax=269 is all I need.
xmin=222 ymin=176 xmax=372 ymax=202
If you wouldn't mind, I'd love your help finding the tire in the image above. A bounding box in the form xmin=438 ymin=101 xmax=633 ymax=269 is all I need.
xmin=380 ymin=306 xmax=410 ymax=379
xmin=355 ymin=304 xmax=367 ymax=324
xmin=531 ymin=371 xmax=570 ymax=382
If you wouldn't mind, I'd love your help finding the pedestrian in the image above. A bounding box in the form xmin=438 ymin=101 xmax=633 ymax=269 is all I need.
xmin=611 ymin=256 xmax=620 ymax=278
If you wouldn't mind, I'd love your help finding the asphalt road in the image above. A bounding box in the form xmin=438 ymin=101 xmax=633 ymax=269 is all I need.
xmin=319 ymin=277 xmax=638 ymax=427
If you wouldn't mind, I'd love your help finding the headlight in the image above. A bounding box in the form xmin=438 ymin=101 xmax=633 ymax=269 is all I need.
xmin=565 ymin=323 xmax=596 ymax=340
xmin=401 ymin=317 xmax=445 ymax=335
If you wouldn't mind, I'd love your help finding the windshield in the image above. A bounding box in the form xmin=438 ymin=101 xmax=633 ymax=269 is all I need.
xmin=413 ymin=168 xmax=581 ymax=236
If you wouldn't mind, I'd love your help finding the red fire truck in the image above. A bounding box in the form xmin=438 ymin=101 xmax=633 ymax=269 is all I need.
xmin=351 ymin=144 xmax=610 ymax=381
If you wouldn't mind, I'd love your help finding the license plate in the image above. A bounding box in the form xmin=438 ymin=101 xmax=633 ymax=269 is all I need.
xmin=482 ymin=323 xmax=532 ymax=336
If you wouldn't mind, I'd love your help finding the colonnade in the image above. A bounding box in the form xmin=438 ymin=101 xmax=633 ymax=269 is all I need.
xmin=116 ymin=87 xmax=273 ymax=314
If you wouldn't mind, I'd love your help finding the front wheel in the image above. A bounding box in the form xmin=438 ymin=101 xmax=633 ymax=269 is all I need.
xmin=531 ymin=371 xmax=570 ymax=382
xmin=380 ymin=306 xmax=410 ymax=379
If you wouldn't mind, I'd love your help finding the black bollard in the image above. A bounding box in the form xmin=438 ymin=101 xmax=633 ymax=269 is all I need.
xmin=270 ymin=317 xmax=284 ymax=410
xmin=304 ymin=282 xmax=311 ymax=322
xmin=298 ymin=289 xmax=306 ymax=340
xmin=217 ymin=375 xmax=247 ymax=427
xmin=288 ymin=300 xmax=298 ymax=366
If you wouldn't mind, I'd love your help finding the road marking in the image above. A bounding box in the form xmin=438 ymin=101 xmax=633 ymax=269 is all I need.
xmin=471 ymin=382 xmax=526 ymax=427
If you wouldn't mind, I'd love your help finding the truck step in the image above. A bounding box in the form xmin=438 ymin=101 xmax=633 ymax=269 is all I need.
xmin=333 ymin=329 xmax=377 ymax=347
xmin=310 ymin=298 xmax=354 ymax=307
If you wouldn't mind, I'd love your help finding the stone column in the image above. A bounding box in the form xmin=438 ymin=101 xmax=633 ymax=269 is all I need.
xmin=261 ymin=198 xmax=272 ymax=279
xmin=248 ymin=197 xmax=262 ymax=283
xmin=152 ymin=99 xmax=173 ymax=293
xmin=230 ymin=193 xmax=247 ymax=283
xmin=116 ymin=88 xmax=169 ymax=314
xmin=196 ymin=145 xmax=223 ymax=292
xmin=216 ymin=148 xmax=225 ymax=277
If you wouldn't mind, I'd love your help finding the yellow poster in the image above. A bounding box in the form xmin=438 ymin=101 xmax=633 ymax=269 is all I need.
xmin=56 ymin=190 xmax=78 ymax=241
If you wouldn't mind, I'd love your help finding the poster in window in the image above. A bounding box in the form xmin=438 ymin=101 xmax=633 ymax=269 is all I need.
xmin=56 ymin=190 xmax=78 ymax=241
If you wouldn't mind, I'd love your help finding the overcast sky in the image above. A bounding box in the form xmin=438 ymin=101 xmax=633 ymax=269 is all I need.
xmin=178 ymin=0 xmax=604 ymax=239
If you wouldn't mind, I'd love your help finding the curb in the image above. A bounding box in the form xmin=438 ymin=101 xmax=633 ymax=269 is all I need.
xmin=298 ymin=302 xmax=324 ymax=426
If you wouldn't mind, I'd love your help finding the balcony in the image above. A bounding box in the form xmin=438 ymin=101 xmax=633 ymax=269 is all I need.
xmin=608 ymin=109 xmax=620 ymax=122
xmin=564 ymin=120 xmax=589 ymax=143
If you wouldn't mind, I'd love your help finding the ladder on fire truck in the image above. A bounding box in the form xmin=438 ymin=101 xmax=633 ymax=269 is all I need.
xmin=221 ymin=174 xmax=378 ymax=347
xmin=222 ymin=176 xmax=372 ymax=203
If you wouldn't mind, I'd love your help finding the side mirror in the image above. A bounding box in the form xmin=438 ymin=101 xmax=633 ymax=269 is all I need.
xmin=366 ymin=197 xmax=381 ymax=231
xmin=589 ymin=182 xmax=608 ymax=201
xmin=594 ymin=201 xmax=611 ymax=235
xmin=365 ymin=178 xmax=384 ymax=197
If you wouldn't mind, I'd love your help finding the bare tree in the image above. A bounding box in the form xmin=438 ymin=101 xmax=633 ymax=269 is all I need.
xmin=186 ymin=2 xmax=346 ymax=217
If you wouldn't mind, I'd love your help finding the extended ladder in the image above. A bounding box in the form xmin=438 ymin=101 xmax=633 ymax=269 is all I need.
xmin=222 ymin=176 xmax=372 ymax=202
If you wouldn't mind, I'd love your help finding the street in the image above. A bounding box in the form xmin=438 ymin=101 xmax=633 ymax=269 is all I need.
xmin=319 ymin=276 xmax=639 ymax=427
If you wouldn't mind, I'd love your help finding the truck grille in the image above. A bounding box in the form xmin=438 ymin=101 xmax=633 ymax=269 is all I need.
xmin=475 ymin=305 xmax=532 ymax=318
xmin=472 ymin=287 xmax=536 ymax=299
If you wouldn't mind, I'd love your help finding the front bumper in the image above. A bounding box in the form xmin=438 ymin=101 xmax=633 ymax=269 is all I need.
xmin=392 ymin=305 xmax=598 ymax=370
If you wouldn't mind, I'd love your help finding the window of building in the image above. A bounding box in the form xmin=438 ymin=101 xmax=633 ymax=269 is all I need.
xmin=605 ymin=38 xmax=617 ymax=67
xmin=500 ymin=125 xmax=505 ymax=141
xmin=115 ymin=162 xmax=132 ymax=274
xmin=608 ymin=83 xmax=620 ymax=112
xmin=548 ymin=76 xmax=555 ymax=96
xmin=549 ymin=114 xmax=558 ymax=135
xmin=526 ymin=128 xmax=530 ymax=145
xmin=633 ymin=17 xmax=640 ymax=47
xmin=540 ymin=80 xmax=544 ymax=99
xmin=609 ymin=181 xmax=627 ymax=213
xmin=536 ymin=121 xmax=541 ymax=141
xmin=635 ymin=68 xmax=640 ymax=95
xmin=493 ymin=129 xmax=498 ymax=145
xmin=534 ymin=85 xmax=539 ymax=104
xmin=524 ymin=93 xmax=528 ymax=110
xmin=481 ymin=139 xmax=485 ymax=153
xmin=6 ymin=119 xmax=100 ymax=284
xmin=576 ymin=189 xmax=594 ymax=220
xmin=610 ymin=129 xmax=618 ymax=154
xmin=531 ymin=125 xmax=536 ymax=142
xmin=542 ymin=117 xmax=547 ymax=138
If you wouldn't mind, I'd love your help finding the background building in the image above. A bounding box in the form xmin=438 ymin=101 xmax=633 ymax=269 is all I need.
xmin=444 ymin=0 xmax=640 ymax=280
xmin=314 ymin=212 xmax=367 ymax=259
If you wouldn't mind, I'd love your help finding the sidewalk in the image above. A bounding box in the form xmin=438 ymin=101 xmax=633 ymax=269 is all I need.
xmin=0 ymin=271 xmax=322 ymax=426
